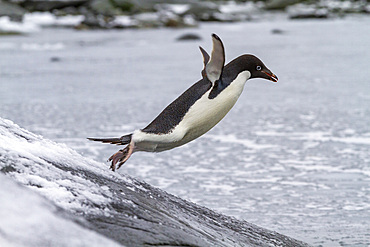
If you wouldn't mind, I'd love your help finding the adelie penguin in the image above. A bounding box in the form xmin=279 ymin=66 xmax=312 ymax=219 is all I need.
xmin=89 ymin=34 xmax=278 ymax=171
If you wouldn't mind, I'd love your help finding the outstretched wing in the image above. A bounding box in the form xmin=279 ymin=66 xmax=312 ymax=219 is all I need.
xmin=205 ymin=34 xmax=225 ymax=84
xmin=199 ymin=46 xmax=210 ymax=78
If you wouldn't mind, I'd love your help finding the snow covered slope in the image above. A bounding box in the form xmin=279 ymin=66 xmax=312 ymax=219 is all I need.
xmin=0 ymin=117 xmax=310 ymax=247
xmin=0 ymin=174 xmax=121 ymax=247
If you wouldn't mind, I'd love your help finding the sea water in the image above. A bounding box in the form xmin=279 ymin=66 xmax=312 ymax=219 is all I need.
xmin=1 ymin=15 xmax=369 ymax=246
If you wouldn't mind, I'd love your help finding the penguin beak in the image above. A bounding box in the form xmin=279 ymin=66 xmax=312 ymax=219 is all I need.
xmin=262 ymin=70 xmax=278 ymax=83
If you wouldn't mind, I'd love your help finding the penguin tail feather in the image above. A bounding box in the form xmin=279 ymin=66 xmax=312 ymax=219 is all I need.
xmin=87 ymin=134 xmax=132 ymax=145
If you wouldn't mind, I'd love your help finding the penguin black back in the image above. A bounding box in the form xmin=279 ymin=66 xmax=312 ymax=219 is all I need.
xmin=142 ymin=78 xmax=212 ymax=134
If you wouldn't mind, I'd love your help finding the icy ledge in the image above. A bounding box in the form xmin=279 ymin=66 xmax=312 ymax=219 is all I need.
xmin=0 ymin=117 xmax=310 ymax=247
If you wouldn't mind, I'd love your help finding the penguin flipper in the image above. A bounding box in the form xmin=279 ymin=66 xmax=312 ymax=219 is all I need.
xmin=205 ymin=34 xmax=225 ymax=83
xmin=199 ymin=46 xmax=210 ymax=67
xmin=199 ymin=46 xmax=210 ymax=79
xmin=87 ymin=134 xmax=132 ymax=145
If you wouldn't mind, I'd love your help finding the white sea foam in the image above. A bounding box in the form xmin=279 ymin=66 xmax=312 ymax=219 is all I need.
xmin=162 ymin=4 xmax=190 ymax=14
xmin=256 ymin=131 xmax=370 ymax=145
xmin=0 ymin=13 xmax=83 ymax=34
xmin=112 ymin=16 xmax=138 ymax=27
xmin=21 ymin=42 xmax=65 ymax=51
xmin=280 ymin=181 xmax=318 ymax=187
xmin=206 ymin=134 xmax=276 ymax=149
xmin=0 ymin=16 xmax=40 ymax=33
xmin=23 ymin=12 xmax=83 ymax=27
xmin=220 ymin=1 xmax=258 ymax=14
xmin=200 ymin=183 xmax=235 ymax=195
xmin=246 ymin=177 xmax=280 ymax=183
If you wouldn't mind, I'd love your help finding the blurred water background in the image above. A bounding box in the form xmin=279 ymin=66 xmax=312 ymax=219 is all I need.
xmin=1 ymin=1 xmax=370 ymax=246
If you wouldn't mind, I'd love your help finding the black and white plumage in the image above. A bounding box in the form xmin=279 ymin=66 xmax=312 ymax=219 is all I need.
xmin=88 ymin=34 xmax=278 ymax=171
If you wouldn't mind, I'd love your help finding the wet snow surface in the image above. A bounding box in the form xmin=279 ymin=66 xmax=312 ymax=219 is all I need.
xmin=1 ymin=15 xmax=370 ymax=246
xmin=0 ymin=174 xmax=121 ymax=247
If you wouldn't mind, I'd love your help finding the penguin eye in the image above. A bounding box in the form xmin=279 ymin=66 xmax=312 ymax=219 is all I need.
xmin=256 ymin=65 xmax=262 ymax=71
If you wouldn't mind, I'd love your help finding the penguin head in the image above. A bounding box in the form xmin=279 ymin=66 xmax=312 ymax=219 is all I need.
xmin=239 ymin=55 xmax=278 ymax=83
xmin=200 ymin=34 xmax=278 ymax=84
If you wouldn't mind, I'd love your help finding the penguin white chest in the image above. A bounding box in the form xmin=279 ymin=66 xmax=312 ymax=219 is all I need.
xmin=178 ymin=70 xmax=251 ymax=141
xmin=133 ymin=71 xmax=250 ymax=152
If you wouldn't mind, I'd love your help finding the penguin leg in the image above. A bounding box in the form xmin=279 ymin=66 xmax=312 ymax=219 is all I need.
xmin=108 ymin=141 xmax=135 ymax=171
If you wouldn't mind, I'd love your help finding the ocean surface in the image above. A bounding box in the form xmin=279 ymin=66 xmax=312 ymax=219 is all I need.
xmin=1 ymin=15 xmax=369 ymax=246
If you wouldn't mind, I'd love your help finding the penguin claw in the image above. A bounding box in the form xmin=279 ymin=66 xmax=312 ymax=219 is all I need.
xmin=107 ymin=143 xmax=134 ymax=171
xmin=116 ymin=161 xmax=126 ymax=170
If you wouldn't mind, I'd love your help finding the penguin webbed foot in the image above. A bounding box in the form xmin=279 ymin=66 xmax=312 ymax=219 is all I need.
xmin=108 ymin=144 xmax=134 ymax=171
